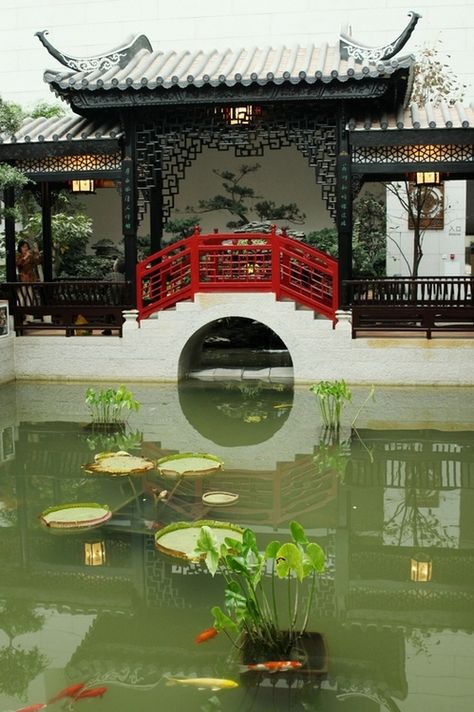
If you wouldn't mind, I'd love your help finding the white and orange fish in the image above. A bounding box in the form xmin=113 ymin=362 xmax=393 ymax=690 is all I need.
xmin=242 ymin=660 xmax=303 ymax=673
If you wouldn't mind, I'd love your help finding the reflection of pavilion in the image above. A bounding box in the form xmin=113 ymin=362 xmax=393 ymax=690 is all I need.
xmin=2 ymin=422 xmax=474 ymax=705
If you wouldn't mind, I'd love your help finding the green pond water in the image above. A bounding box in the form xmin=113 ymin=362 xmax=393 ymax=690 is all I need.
xmin=0 ymin=380 xmax=473 ymax=712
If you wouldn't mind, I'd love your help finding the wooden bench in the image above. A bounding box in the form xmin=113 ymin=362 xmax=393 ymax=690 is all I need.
xmin=351 ymin=305 xmax=474 ymax=339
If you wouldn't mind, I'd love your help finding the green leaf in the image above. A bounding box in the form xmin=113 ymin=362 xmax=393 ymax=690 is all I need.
xmin=275 ymin=543 xmax=304 ymax=581
xmin=264 ymin=540 xmax=281 ymax=559
xmin=211 ymin=606 xmax=239 ymax=633
xmin=242 ymin=528 xmax=258 ymax=555
xmin=290 ymin=521 xmax=308 ymax=546
xmin=305 ymin=542 xmax=325 ymax=573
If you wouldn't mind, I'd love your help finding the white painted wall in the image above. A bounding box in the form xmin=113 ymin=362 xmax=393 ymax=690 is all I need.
xmin=0 ymin=1 xmax=473 ymax=107
xmin=0 ymin=333 xmax=14 ymax=385
xmin=387 ymin=182 xmax=467 ymax=276
xmin=8 ymin=293 xmax=474 ymax=387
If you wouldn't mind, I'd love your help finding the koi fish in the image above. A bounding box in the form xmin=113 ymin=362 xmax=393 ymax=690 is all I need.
xmin=195 ymin=626 xmax=218 ymax=644
xmin=48 ymin=682 xmax=85 ymax=703
xmin=73 ymin=686 xmax=108 ymax=700
xmin=165 ymin=676 xmax=238 ymax=690
xmin=242 ymin=660 xmax=303 ymax=673
xmin=15 ymin=705 xmax=46 ymax=712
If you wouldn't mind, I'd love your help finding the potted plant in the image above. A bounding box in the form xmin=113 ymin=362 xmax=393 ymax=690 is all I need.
xmin=195 ymin=520 xmax=327 ymax=676
xmin=84 ymin=384 xmax=140 ymax=432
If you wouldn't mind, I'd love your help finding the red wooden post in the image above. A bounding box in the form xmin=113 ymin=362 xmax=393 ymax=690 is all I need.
xmin=270 ymin=225 xmax=281 ymax=299
xmin=190 ymin=225 xmax=201 ymax=295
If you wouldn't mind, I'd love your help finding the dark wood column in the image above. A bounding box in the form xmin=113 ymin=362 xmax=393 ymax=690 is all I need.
xmin=4 ymin=187 xmax=17 ymax=281
xmin=121 ymin=122 xmax=138 ymax=301
xmin=41 ymin=182 xmax=53 ymax=282
xmin=150 ymin=169 xmax=163 ymax=254
xmin=336 ymin=108 xmax=353 ymax=309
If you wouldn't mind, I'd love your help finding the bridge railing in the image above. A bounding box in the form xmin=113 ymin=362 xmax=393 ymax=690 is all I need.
xmin=136 ymin=227 xmax=339 ymax=322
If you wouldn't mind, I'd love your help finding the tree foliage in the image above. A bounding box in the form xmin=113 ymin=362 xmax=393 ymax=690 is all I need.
xmin=304 ymin=193 xmax=386 ymax=277
xmin=187 ymin=163 xmax=305 ymax=229
xmin=411 ymin=40 xmax=466 ymax=108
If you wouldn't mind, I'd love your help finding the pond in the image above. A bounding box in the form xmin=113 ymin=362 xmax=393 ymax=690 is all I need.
xmin=0 ymin=380 xmax=473 ymax=712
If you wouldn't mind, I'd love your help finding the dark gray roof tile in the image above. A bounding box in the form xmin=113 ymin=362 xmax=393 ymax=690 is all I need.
xmin=43 ymin=43 xmax=414 ymax=92
xmin=0 ymin=115 xmax=123 ymax=145
xmin=347 ymin=103 xmax=474 ymax=131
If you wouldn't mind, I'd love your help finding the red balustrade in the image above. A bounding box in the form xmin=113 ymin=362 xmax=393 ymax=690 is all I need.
xmin=136 ymin=226 xmax=339 ymax=322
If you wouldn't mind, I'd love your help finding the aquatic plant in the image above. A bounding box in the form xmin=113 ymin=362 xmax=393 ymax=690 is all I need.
xmin=309 ymin=379 xmax=352 ymax=430
xmin=195 ymin=520 xmax=325 ymax=659
xmin=84 ymin=384 xmax=140 ymax=426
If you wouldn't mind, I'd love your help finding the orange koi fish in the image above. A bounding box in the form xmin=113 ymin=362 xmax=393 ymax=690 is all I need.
xmin=243 ymin=660 xmax=303 ymax=673
xmin=73 ymin=686 xmax=108 ymax=700
xmin=195 ymin=626 xmax=218 ymax=644
xmin=48 ymin=682 xmax=85 ymax=703
xmin=15 ymin=705 xmax=46 ymax=712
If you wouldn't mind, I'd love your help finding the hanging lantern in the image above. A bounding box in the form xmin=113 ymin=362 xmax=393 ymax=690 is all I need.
xmin=414 ymin=172 xmax=441 ymax=186
xmin=70 ymin=179 xmax=95 ymax=194
xmin=84 ymin=541 xmax=106 ymax=566
xmin=410 ymin=554 xmax=432 ymax=582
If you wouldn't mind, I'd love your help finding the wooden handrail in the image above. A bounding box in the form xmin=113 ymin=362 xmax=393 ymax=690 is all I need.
xmin=136 ymin=228 xmax=339 ymax=322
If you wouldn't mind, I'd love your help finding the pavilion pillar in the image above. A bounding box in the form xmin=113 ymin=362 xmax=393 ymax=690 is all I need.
xmin=150 ymin=170 xmax=163 ymax=254
xmin=336 ymin=111 xmax=353 ymax=309
xmin=41 ymin=182 xmax=53 ymax=282
xmin=121 ymin=125 xmax=138 ymax=301
xmin=4 ymin=187 xmax=17 ymax=282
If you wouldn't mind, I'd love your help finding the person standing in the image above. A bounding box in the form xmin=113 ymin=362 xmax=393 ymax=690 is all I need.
xmin=15 ymin=240 xmax=43 ymax=321
xmin=16 ymin=240 xmax=43 ymax=283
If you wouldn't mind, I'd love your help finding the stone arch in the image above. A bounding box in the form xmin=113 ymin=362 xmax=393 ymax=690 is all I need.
xmin=177 ymin=313 xmax=293 ymax=380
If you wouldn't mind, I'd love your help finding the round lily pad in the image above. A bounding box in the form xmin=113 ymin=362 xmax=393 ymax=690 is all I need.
xmin=156 ymin=452 xmax=223 ymax=478
xmin=202 ymin=491 xmax=239 ymax=507
xmin=83 ymin=451 xmax=155 ymax=477
xmin=155 ymin=520 xmax=243 ymax=560
xmin=39 ymin=502 xmax=111 ymax=530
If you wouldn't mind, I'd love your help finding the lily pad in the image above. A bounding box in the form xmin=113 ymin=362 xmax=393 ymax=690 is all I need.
xmin=202 ymin=491 xmax=239 ymax=507
xmin=39 ymin=502 xmax=111 ymax=529
xmin=155 ymin=520 xmax=243 ymax=560
xmin=83 ymin=451 xmax=155 ymax=477
xmin=156 ymin=452 xmax=223 ymax=478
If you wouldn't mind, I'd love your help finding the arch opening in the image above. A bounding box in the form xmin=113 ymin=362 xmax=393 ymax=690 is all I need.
xmin=178 ymin=317 xmax=293 ymax=381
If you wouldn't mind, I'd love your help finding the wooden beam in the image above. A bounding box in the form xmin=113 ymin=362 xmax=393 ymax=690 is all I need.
xmin=4 ymin=187 xmax=16 ymax=282
xmin=41 ymin=182 xmax=53 ymax=282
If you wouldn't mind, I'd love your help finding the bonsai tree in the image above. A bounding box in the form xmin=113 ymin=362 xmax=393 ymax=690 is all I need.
xmin=195 ymin=520 xmax=325 ymax=660
xmin=186 ymin=163 xmax=305 ymax=230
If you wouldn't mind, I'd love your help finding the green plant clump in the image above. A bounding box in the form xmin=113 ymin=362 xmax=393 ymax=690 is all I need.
xmin=309 ymin=380 xmax=352 ymax=431
xmin=85 ymin=385 xmax=140 ymax=425
xmin=195 ymin=520 xmax=325 ymax=659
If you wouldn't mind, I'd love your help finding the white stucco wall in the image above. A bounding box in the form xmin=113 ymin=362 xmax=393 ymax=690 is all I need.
xmin=0 ymin=333 xmax=14 ymax=385
xmin=387 ymin=182 xmax=467 ymax=277
xmin=8 ymin=293 xmax=474 ymax=387
xmin=0 ymin=1 xmax=473 ymax=107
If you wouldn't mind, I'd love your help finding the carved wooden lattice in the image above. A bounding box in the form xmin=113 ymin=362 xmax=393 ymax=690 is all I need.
xmin=16 ymin=152 xmax=122 ymax=174
xmin=352 ymin=144 xmax=474 ymax=164
xmin=135 ymin=106 xmax=337 ymax=225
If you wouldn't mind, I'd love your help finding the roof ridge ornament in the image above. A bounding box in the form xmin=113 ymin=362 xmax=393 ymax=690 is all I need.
xmin=339 ymin=10 xmax=421 ymax=63
xmin=35 ymin=30 xmax=153 ymax=72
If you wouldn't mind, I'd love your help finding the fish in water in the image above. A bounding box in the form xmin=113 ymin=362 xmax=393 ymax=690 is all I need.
xmin=15 ymin=705 xmax=46 ymax=712
xmin=73 ymin=686 xmax=108 ymax=700
xmin=195 ymin=626 xmax=218 ymax=644
xmin=242 ymin=660 xmax=303 ymax=673
xmin=165 ymin=676 xmax=239 ymax=691
xmin=48 ymin=682 xmax=85 ymax=703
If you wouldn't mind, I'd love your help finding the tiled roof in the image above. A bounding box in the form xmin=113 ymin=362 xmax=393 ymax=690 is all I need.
xmin=43 ymin=44 xmax=414 ymax=92
xmin=347 ymin=103 xmax=474 ymax=131
xmin=0 ymin=114 xmax=123 ymax=144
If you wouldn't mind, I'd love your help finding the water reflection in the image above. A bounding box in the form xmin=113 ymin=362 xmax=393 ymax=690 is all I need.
xmin=0 ymin=383 xmax=473 ymax=710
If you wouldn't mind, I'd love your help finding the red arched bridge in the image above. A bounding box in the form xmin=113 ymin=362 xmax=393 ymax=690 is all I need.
xmin=136 ymin=227 xmax=339 ymax=322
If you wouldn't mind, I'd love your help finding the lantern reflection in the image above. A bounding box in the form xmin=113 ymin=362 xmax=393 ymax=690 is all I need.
xmin=84 ymin=541 xmax=106 ymax=566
